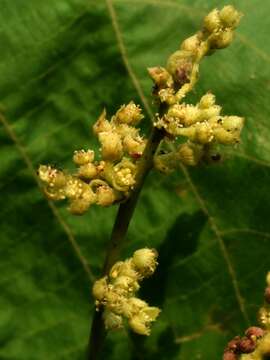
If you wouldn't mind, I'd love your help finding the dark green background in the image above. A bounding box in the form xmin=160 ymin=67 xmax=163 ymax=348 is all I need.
xmin=0 ymin=0 xmax=269 ymax=359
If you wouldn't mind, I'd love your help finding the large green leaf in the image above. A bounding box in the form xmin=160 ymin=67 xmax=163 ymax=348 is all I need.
xmin=0 ymin=0 xmax=269 ymax=359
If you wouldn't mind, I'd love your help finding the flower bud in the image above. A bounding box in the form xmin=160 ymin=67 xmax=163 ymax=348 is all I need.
xmin=113 ymin=275 xmax=139 ymax=293
xmin=258 ymin=307 xmax=270 ymax=328
xmin=115 ymin=102 xmax=144 ymax=126
xmin=213 ymin=128 xmax=236 ymax=144
xmin=103 ymin=309 xmax=123 ymax=330
xmin=222 ymin=116 xmax=244 ymax=132
xmin=128 ymin=306 xmax=160 ymax=336
xmin=129 ymin=315 xmax=150 ymax=336
xmin=98 ymin=131 xmax=123 ymax=161
xmin=147 ymin=67 xmax=172 ymax=87
xmin=92 ymin=277 xmax=108 ymax=301
xmin=199 ymin=93 xmax=216 ymax=109
xmin=96 ymin=184 xmax=117 ymax=207
xmin=110 ymin=261 xmax=125 ymax=279
xmin=73 ymin=149 xmax=95 ymax=165
xmin=78 ymin=163 xmax=97 ymax=180
xmin=93 ymin=109 xmax=111 ymax=135
xmin=181 ymin=34 xmax=200 ymax=53
xmin=110 ymin=259 xmax=138 ymax=280
xmin=198 ymin=105 xmax=221 ymax=121
xmin=132 ymin=248 xmax=158 ymax=277
xmin=219 ymin=5 xmax=242 ymax=29
xmin=69 ymin=198 xmax=91 ymax=215
xmin=210 ymin=29 xmax=234 ymax=49
xmin=178 ymin=143 xmax=203 ymax=166
xmin=203 ymin=9 xmax=221 ymax=33
xmin=245 ymin=326 xmax=265 ymax=339
xmin=238 ymin=337 xmax=256 ymax=353
xmin=167 ymin=50 xmax=194 ymax=86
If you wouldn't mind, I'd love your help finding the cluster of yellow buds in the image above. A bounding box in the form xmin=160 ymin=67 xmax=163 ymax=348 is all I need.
xmin=92 ymin=248 xmax=160 ymax=335
xmin=154 ymin=92 xmax=244 ymax=169
xmin=223 ymin=273 xmax=270 ymax=360
xmin=148 ymin=5 xmax=242 ymax=105
xmin=38 ymin=102 xmax=146 ymax=215
xmin=148 ymin=5 xmax=244 ymax=170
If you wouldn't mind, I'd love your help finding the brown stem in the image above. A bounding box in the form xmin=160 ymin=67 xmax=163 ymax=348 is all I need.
xmin=87 ymin=118 xmax=166 ymax=359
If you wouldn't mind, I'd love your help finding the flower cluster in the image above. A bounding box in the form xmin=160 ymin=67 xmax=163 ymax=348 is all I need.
xmin=92 ymin=248 xmax=160 ymax=336
xmin=147 ymin=5 xmax=244 ymax=170
xmin=149 ymin=5 xmax=242 ymax=105
xmin=154 ymin=93 xmax=244 ymax=170
xmin=38 ymin=102 xmax=146 ymax=215
xmin=223 ymin=272 xmax=270 ymax=360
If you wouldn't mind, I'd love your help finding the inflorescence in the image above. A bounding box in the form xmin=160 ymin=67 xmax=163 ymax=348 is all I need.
xmin=37 ymin=5 xmax=247 ymax=344
xmin=92 ymin=248 xmax=160 ymax=336
xmin=38 ymin=5 xmax=244 ymax=215
xmin=150 ymin=5 xmax=244 ymax=171
xmin=38 ymin=102 xmax=146 ymax=215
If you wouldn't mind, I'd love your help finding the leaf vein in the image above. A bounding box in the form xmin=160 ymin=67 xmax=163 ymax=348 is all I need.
xmin=0 ymin=112 xmax=94 ymax=283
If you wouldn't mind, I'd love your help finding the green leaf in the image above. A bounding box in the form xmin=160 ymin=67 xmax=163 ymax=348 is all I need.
xmin=0 ymin=0 xmax=269 ymax=359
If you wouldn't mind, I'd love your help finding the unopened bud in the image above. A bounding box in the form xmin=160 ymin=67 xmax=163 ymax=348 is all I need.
xmin=213 ymin=128 xmax=238 ymax=144
xmin=96 ymin=184 xmax=117 ymax=207
xmin=167 ymin=50 xmax=194 ymax=86
xmin=69 ymin=198 xmax=91 ymax=215
xmin=114 ymin=275 xmax=137 ymax=291
xmin=226 ymin=336 xmax=241 ymax=352
xmin=178 ymin=142 xmax=203 ymax=166
xmin=103 ymin=309 xmax=123 ymax=330
xmin=128 ymin=306 xmax=160 ymax=336
xmin=239 ymin=337 xmax=256 ymax=353
xmin=93 ymin=109 xmax=111 ymax=135
xmin=98 ymin=131 xmax=123 ymax=161
xmin=219 ymin=5 xmax=242 ymax=29
xmin=132 ymin=248 xmax=158 ymax=277
xmin=148 ymin=67 xmax=172 ymax=87
xmin=245 ymin=326 xmax=265 ymax=339
xmin=224 ymin=116 xmax=244 ymax=129
xmin=181 ymin=34 xmax=200 ymax=53
xmin=199 ymin=93 xmax=216 ymax=109
xmin=258 ymin=307 xmax=270 ymax=328
xmin=210 ymin=29 xmax=234 ymax=49
xmin=92 ymin=277 xmax=108 ymax=301
xmin=198 ymin=105 xmax=221 ymax=122
xmin=204 ymin=9 xmax=221 ymax=33
xmin=78 ymin=163 xmax=97 ymax=180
